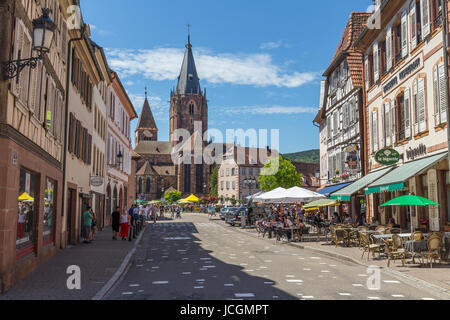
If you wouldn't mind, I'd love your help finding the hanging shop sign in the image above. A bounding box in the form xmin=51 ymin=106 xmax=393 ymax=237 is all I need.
xmin=345 ymin=145 xmax=360 ymax=172
xmin=375 ymin=148 xmax=401 ymax=166
xmin=90 ymin=176 xmax=104 ymax=187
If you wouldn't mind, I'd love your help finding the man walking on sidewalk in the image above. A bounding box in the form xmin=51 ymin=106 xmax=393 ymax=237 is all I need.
xmin=111 ymin=206 xmax=121 ymax=240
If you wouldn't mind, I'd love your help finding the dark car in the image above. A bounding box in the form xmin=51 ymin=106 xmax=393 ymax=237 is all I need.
xmin=227 ymin=208 xmax=247 ymax=227
xmin=220 ymin=207 xmax=231 ymax=220
xmin=224 ymin=208 xmax=239 ymax=225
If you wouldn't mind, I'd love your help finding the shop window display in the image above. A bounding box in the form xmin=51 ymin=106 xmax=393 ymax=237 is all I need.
xmin=17 ymin=168 xmax=37 ymax=258
xmin=43 ymin=178 xmax=56 ymax=245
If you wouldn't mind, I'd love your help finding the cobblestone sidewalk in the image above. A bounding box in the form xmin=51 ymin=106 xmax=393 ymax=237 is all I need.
xmin=0 ymin=226 xmax=145 ymax=300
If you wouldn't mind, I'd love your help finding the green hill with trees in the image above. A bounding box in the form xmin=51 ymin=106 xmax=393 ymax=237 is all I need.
xmin=283 ymin=149 xmax=320 ymax=164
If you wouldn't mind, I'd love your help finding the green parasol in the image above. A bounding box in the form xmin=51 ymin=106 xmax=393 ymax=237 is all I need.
xmin=380 ymin=195 xmax=439 ymax=207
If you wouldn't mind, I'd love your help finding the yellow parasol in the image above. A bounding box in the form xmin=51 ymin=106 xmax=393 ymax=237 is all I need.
xmin=183 ymin=194 xmax=199 ymax=203
xmin=18 ymin=192 xmax=34 ymax=201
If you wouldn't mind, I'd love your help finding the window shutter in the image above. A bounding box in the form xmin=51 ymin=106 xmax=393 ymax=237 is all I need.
xmin=88 ymin=134 xmax=92 ymax=165
xmin=410 ymin=2 xmax=417 ymax=49
xmin=418 ymin=78 xmax=426 ymax=132
xmin=413 ymin=80 xmax=419 ymax=135
xmin=19 ymin=23 xmax=32 ymax=105
xmin=401 ymin=12 xmax=408 ymax=58
xmin=386 ymin=28 xmax=393 ymax=71
xmin=391 ymin=100 xmax=396 ymax=145
xmin=68 ymin=113 xmax=73 ymax=153
xmin=28 ymin=61 xmax=41 ymax=114
xmin=327 ymin=118 xmax=331 ymax=139
xmin=373 ymin=43 xmax=379 ymax=82
xmin=421 ymin=0 xmax=430 ymax=38
xmin=434 ymin=65 xmax=441 ymax=125
xmin=372 ymin=111 xmax=378 ymax=152
xmin=438 ymin=62 xmax=447 ymax=123
xmin=384 ymin=102 xmax=390 ymax=147
xmin=364 ymin=55 xmax=370 ymax=90
xmin=404 ymin=88 xmax=411 ymax=139
xmin=11 ymin=19 xmax=24 ymax=97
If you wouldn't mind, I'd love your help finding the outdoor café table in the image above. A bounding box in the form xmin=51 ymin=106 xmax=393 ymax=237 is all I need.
xmin=404 ymin=240 xmax=428 ymax=253
xmin=372 ymin=234 xmax=393 ymax=244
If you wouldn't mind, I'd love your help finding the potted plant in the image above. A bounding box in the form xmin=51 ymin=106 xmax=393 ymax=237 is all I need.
xmin=419 ymin=218 xmax=429 ymax=231
xmin=444 ymin=222 xmax=450 ymax=232
xmin=341 ymin=173 xmax=349 ymax=180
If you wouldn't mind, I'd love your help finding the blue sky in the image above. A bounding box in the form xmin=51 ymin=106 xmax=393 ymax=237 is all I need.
xmin=81 ymin=0 xmax=373 ymax=154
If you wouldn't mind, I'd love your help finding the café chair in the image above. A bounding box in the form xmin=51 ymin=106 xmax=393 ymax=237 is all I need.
xmin=383 ymin=236 xmax=406 ymax=267
xmin=421 ymin=235 xmax=442 ymax=268
xmin=360 ymin=233 xmax=382 ymax=261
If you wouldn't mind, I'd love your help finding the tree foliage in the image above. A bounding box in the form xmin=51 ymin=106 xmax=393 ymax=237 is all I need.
xmin=209 ymin=166 xmax=219 ymax=198
xmin=258 ymin=156 xmax=303 ymax=191
xmin=164 ymin=190 xmax=182 ymax=204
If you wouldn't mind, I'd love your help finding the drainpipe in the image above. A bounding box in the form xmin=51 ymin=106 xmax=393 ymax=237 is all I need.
xmin=443 ymin=0 xmax=450 ymax=152
xmin=61 ymin=26 xmax=86 ymax=247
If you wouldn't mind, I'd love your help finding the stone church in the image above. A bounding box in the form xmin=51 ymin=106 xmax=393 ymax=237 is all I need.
xmin=134 ymin=35 xmax=213 ymax=201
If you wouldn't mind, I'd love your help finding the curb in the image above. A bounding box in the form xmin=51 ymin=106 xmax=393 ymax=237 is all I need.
xmin=222 ymin=221 xmax=450 ymax=300
xmin=91 ymin=224 xmax=148 ymax=300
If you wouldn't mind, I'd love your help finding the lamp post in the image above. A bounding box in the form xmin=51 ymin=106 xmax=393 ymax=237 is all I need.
xmin=2 ymin=9 xmax=57 ymax=79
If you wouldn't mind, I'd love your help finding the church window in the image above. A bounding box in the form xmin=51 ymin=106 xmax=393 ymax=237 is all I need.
xmin=146 ymin=178 xmax=151 ymax=193
xmin=189 ymin=102 xmax=195 ymax=115
xmin=138 ymin=178 xmax=142 ymax=194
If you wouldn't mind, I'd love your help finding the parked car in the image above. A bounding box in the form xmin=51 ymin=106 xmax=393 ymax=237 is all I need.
xmin=220 ymin=208 xmax=231 ymax=220
xmin=227 ymin=208 xmax=248 ymax=227
xmin=224 ymin=208 xmax=239 ymax=225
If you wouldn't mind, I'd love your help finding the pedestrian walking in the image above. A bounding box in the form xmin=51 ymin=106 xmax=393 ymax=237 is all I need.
xmin=90 ymin=210 xmax=97 ymax=241
xmin=176 ymin=206 xmax=181 ymax=219
xmin=82 ymin=207 xmax=93 ymax=244
xmin=170 ymin=206 xmax=175 ymax=219
xmin=111 ymin=206 xmax=121 ymax=240
xmin=119 ymin=209 xmax=130 ymax=241
xmin=151 ymin=205 xmax=158 ymax=224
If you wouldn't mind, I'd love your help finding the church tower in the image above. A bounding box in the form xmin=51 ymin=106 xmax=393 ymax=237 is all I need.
xmin=170 ymin=33 xmax=209 ymax=197
xmin=169 ymin=34 xmax=208 ymax=147
xmin=135 ymin=88 xmax=158 ymax=145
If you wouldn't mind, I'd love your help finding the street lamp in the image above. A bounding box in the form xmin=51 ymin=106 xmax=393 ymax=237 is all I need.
xmin=2 ymin=9 xmax=57 ymax=79
xmin=111 ymin=151 xmax=123 ymax=169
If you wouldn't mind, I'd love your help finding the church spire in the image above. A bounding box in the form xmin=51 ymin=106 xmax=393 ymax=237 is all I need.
xmin=136 ymin=87 xmax=158 ymax=135
xmin=176 ymin=28 xmax=201 ymax=95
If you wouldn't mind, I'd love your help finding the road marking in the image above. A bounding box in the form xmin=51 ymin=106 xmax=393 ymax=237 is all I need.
xmin=152 ymin=267 xmax=160 ymax=269
xmin=352 ymin=284 xmax=363 ymax=287
xmin=384 ymin=280 xmax=400 ymax=284
xmin=200 ymin=258 xmax=212 ymax=260
xmin=339 ymin=293 xmax=352 ymax=296
xmin=129 ymin=284 xmax=140 ymax=287
xmin=272 ymin=296 xmax=279 ymax=299
xmin=204 ymin=266 xmax=216 ymax=268
xmin=235 ymin=293 xmax=255 ymax=298
xmin=152 ymin=281 xmax=169 ymax=285
xmin=264 ymin=282 xmax=275 ymax=285
xmin=310 ymin=257 xmax=321 ymax=260
xmin=264 ymin=260 xmax=273 ymax=263
xmin=194 ymin=286 xmax=204 ymax=289
xmin=136 ymin=265 xmax=144 ymax=267
xmin=422 ymin=298 xmax=435 ymax=300
xmin=240 ymin=263 xmax=248 ymax=266
xmin=138 ymin=290 xmax=144 ymax=293
xmin=286 ymin=280 xmax=303 ymax=283
xmin=358 ymin=274 xmax=368 ymax=277
xmin=329 ymin=265 xmax=337 ymax=267
xmin=182 ymin=272 xmax=191 ymax=275
xmin=196 ymin=279 xmax=205 ymax=282
xmin=392 ymin=294 xmax=405 ymax=298
xmin=303 ymin=268 xmax=312 ymax=271
xmin=302 ymin=296 xmax=314 ymax=299
xmin=321 ymin=270 xmax=330 ymax=273
xmin=224 ymin=284 xmax=234 ymax=287
xmin=121 ymin=292 xmax=133 ymax=295
xmin=368 ymin=297 xmax=381 ymax=300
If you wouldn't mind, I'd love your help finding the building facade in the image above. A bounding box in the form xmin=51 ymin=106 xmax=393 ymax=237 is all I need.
xmin=353 ymin=0 xmax=449 ymax=231
xmin=134 ymin=36 xmax=211 ymax=200
xmin=105 ymin=71 xmax=137 ymax=225
xmin=314 ymin=12 xmax=370 ymax=217
xmin=0 ymin=0 xmax=70 ymax=292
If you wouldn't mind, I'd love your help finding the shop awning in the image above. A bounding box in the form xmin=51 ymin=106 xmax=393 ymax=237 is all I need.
xmin=317 ymin=182 xmax=353 ymax=196
xmin=365 ymin=152 xmax=448 ymax=195
xmin=330 ymin=167 xmax=394 ymax=201
xmin=302 ymin=199 xmax=340 ymax=211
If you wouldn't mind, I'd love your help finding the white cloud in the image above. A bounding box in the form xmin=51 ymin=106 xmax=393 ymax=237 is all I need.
xmin=260 ymin=41 xmax=283 ymax=50
xmin=105 ymin=47 xmax=318 ymax=88
xmin=215 ymin=105 xmax=318 ymax=115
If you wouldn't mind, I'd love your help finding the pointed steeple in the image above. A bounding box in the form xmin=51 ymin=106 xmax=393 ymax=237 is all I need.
xmin=136 ymin=88 xmax=158 ymax=131
xmin=176 ymin=31 xmax=201 ymax=95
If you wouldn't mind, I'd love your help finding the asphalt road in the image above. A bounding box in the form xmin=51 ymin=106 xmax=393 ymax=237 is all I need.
xmin=106 ymin=213 xmax=441 ymax=300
